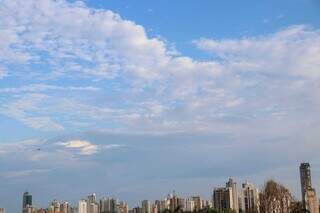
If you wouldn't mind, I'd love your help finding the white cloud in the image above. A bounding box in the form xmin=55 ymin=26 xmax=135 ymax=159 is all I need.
xmin=0 ymin=0 xmax=167 ymax=79
xmin=0 ymin=84 xmax=99 ymax=93
xmin=0 ymin=0 xmax=222 ymax=81
xmin=58 ymin=140 xmax=98 ymax=155
xmin=0 ymin=0 xmax=319 ymax=136
xmin=194 ymin=25 xmax=320 ymax=79
xmin=0 ymin=93 xmax=64 ymax=131
xmin=56 ymin=140 xmax=123 ymax=156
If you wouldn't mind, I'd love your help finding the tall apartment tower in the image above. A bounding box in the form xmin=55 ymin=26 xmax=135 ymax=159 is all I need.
xmin=0 ymin=208 xmax=5 ymax=213
xmin=22 ymin=192 xmax=32 ymax=209
xmin=88 ymin=194 xmax=97 ymax=203
xmin=239 ymin=182 xmax=260 ymax=213
xmin=141 ymin=200 xmax=151 ymax=213
xmin=213 ymin=187 xmax=233 ymax=210
xmin=78 ymin=200 xmax=88 ymax=213
xmin=226 ymin=178 xmax=239 ymax=213
xmin=300 ymin=163 xmax=319 ymax=213
xmin=191 ymin=196 xmax=202 ymax=211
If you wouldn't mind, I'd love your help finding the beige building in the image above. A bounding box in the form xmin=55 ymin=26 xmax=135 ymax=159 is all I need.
xmin=300 ymin=163 xmax=319 ymax=213
xmin=305 ymin=189 xmax=319 ymax=213
xmin=239 ymin=182 xmax=260 ymax=213
xmin=117 ymin=201 xmax=129 ymax=213
xmin=191 ymin=196 xmax=202 ymax=211
xmin=213 ymin=179 xmax=240 ymax=212
xmin=78 ymin=200 xmax=87 ymax=213
xmin=226 ymin=178 xmax=239 ymax=213
xmin=185 ymin=198 xmax=195 ymax=212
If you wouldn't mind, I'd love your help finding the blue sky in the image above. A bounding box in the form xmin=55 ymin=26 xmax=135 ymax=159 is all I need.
xmin=0 ymin=0 xmax=320 ymax=212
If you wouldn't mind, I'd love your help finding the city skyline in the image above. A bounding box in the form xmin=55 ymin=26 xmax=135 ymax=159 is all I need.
xmin=16 ymin=163 xmax=319 ymax=213
xmin=0 ymin=0 xmax=320 ymax=212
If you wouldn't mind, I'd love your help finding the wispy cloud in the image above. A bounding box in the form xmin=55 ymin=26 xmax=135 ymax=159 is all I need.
xmin=56 ymin=140 xmax=124 ymax=155
xmin=3 ymin=169 xmax=50 ymax=179
xmin=194 ymin=25 xmax=320 ymax=79
xmin=0 ymin=93 xmax=64 ymax=131
xmin=0 ymin=84 xmax=99 ymax=93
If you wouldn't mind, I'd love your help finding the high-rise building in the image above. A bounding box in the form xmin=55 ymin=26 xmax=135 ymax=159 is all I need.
xmin=151 ymin=203 xmax=158 ymax=213
xmin=78 ymin=200 xmax=87 ymax=213
xmin=131 ymin=207 xmax=142 ymax=213
xmin=177 ymin=198 xmax=185 ymax=210
xmin=23 ymin=192 xmax=32 ymax=209
xmin=141 ymin=200 xmax=151 ymax=213
xmin=49 ymin=199 xmax=61 ymax=212
xmin=305 ymin=190 xmax=319 ymax=213
xmin=300 ymin=163 xmax=312 ymax=203
xmin=61 ymin=201 xmax=70 ymax=213
xmin=155 ymin=200 xmax=167 ymax=213
xmin=87 ymin=194 xmax=99 ymax=213
xmin=100 ymin=198 xmax=110 ymax=213
xmin=167 ymin=191 xmax=180 ymax=212
xmin=117 ymin=201 xmax=128 ymax=213
xmin=239 ymin=182 xmax=260 ymax=213
xmin=88 ymin=194 xmax=97 ymax=204
xmin=0 ymin=208 xmax=5 ymax=213
xmin=100 ymin=197 xmax=118 ymax=213
xmin=213 ymin=187 xmax=233 ymax=210
xmin=226 ymin=178 xmax=239 ymax=213
xmin=88 ymin=202 xmax=99 ymax=213
xmin=191 ymin=196 xmax=202 ymax=211
xmin=185 ymin=198 xmax=195 ymax=212
xmin=300 ymin=163 xmax=319 ymax=213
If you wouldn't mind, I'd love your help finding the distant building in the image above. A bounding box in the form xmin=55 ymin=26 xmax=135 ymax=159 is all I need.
xmin=191 ymin=196 xmax=202 ymax=211
xmin=70 ymin=207 xmax=78 ymax=213
xmin=168 ymin=191 xmax=179 ymax=212
xmin=88 ymin=202 xmax=99 ymax=213
xmin=131 ymin=207 xmax=142 ymax=213
xmin=61 ymin=201 xmax=70 ymax=213
xmin=300 ymin=163 xmax=319 ymax=213
xmin=0 ymin=208 xmax=5 ymax=213
xmin=88 ymin=194 xmax=97 ymax=204
xmin=117 ymin=201 xmax=128 ymax=213
xmin=185 ymin=198 xmax=195 ymax=212
xmin=36 ymin=208 xmax=47 ymax=213
xmin=305 ymin=189 xmax=319 ymax=213
xmin=141 ymin=200 xmax=151 ymax=213
xmin=151 ymin=203 xmax=158 ymax=213
xmin=78 ymin=200 xmax=87 ymax=213
xmin=23 ymin=192 xmax=32 ymax=209
xmin=239 ymin=182 xmax=260 ymax=213
xmin=49 ymin=199 xmax=61 ymax=212
xmin=100 ymin=197 xmax=118 ymax=213
xmin=154 ymin=200 xmax=167 ymax=213
xmin=177 ymin=198 xmax=185 ymax=210
xmin=226 ymin=178 xmax=239 ymax=213
xmin=22 ymin=206 xmax=34 ymax=213
xmin=213 ymin=187 xmax=233 ymax=210
xmin=201 ymin=200 xmax=212 ymax=209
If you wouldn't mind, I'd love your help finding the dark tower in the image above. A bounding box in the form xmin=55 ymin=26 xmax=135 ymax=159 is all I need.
xmin=22 ymin=191 xmax=32 ymax=209
xmin=300 ymin=163 xmax=312 ymax=208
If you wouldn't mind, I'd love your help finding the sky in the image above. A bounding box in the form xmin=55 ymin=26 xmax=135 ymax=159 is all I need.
xmin=0 ymin=0 xmax=320 ymax=212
